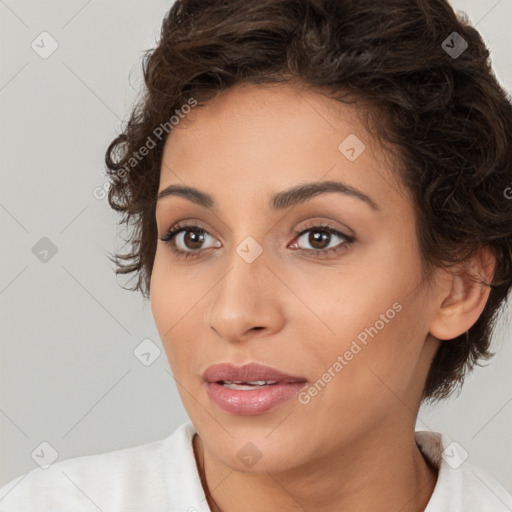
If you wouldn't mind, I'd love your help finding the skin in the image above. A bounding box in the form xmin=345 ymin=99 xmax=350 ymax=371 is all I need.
xmin=150 ymin=80 xmax=495 ymax=512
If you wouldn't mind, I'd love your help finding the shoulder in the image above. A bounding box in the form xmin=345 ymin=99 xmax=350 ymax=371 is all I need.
xmin=0 ymin=423 xmax=193 ymax=512
xmin=415 ymin=430 xmax=512 ymax=511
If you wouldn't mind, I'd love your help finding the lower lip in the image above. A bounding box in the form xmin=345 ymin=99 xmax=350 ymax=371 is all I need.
xmin=205 ymin=381 xmax=308 ymax=416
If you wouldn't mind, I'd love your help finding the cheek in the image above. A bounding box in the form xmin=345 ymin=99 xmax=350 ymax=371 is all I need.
xmin=150 ymin=249 xmax=190 ymax=326
xmin=149 ymin=254 xmax=205 ymax=372
xmin=293 ymin=300 xmax=424 ymax=441
xmin=292 ymin=241 xmax=425 ymax=400
xmin=289 ymin=259 xmax=415 ymax=354
xmin=149 ymin=254 xmax=168 ymax=332
xmin=150 ymin=253 xmax=181 ymax=355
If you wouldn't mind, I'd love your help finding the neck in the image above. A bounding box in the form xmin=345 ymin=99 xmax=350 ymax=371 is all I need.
xmin=192 ymin=420 xmax=438 ymax=512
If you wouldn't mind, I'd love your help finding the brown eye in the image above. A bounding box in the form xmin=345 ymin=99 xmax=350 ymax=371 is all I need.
xmin=296 ymin=228 xmax=348 ymax=251
xmin=304 ymin=230 xmax=332 ymax=250
xmin=290 ymin=225 xmax=355 ymax=257
xmin=160 ymin=223 xmax=221 ymax=259
xmin=181 ymin=229 xmax=206 ymax=250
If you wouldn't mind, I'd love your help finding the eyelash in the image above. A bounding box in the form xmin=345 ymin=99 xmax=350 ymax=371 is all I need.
xmin=159 ymin=221 xmax=356 ymax=260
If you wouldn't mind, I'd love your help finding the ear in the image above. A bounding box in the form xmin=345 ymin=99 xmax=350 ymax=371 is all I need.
xmin=429 ymin=246 xmax=496 ymax=341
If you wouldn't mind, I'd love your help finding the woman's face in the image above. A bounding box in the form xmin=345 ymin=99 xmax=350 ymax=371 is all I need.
xmin=150 ymin=82 xmax=440 ymax=472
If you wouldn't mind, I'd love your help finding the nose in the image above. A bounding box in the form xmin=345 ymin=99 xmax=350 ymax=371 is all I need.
xmin=204 ymin=244 xmax=284 ymax=343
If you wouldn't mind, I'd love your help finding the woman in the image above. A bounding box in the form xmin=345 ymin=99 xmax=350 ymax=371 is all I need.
xmin=1 ymin=0 xmax=511 ymax=510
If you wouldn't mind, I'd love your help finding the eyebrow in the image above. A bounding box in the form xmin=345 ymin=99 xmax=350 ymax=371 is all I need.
xmin=156 ymin=180 xmax=379 ymax=211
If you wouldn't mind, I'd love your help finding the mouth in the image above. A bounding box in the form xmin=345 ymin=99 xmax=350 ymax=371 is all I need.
xmin=202 ymin=362 xmax=308 ymax=415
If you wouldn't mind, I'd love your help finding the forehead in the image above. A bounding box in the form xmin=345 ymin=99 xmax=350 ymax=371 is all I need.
xmin=159 ymin=82 xmax=408 ymax=211
xmin=164 ymin=81 xmax=375 ymax=157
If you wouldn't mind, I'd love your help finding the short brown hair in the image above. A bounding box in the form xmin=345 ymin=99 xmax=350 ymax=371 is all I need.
xmin=105 ymin=0 xmax=512 ymax=403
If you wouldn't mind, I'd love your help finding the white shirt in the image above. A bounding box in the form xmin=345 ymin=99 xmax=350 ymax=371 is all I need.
xmin=0 ymin=421 xmax=511 ymax=511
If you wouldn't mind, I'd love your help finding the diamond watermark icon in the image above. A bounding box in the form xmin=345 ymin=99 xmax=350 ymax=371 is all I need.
xmin=31 ymin=31 xmax=59 ymax=59
xmin=442 ymin=441 xmax=469 ymax=469
xmin=31 ymin=441 xmax=59 ymax=469
xmin=338 ymin=134 xmax=366 ymax=161
xmin=237 ymin=442 xmax=263 ymax=468
xmin=133 ymin=338 xmax=161 ymax=366
xmin=32 ymin=237 xmax=58 ymax=263
xmin=441 ymin=32 xmax=468 ymax=59
xmin=236 ymin=236 xmax=263 ymax=264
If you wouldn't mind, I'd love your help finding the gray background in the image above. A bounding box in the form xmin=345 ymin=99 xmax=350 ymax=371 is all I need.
xmin=1 ymin=0 xmax=511 ymax=495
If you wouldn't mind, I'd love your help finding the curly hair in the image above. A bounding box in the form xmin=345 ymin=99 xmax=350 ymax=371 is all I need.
xmin=104 ymin=0 xmax=512 ymax=403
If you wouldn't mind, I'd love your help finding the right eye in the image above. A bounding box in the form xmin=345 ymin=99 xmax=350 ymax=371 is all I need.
xmin=160 ymin=222 xmax=221 ymax=259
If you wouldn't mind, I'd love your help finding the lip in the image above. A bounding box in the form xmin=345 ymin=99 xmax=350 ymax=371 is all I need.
xmin=202 ymin=362 xmax=307 ymax=384
xmin=205 ymin=381 xmax=308 ymax=415
xmin=202 ymin=362 xmax=308 ymax=416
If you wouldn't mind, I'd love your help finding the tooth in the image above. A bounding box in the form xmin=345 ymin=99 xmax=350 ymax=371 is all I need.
xmin=221 ymin=380 xmax=278 ymax=389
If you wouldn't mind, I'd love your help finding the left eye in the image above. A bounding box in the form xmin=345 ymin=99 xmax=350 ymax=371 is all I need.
xmin=291 ymin=226 xmax=353 ymax=253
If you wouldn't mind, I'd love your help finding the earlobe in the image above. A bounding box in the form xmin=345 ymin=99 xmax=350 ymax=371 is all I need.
xmin=429 ymin=246 xmax=496 ymax=341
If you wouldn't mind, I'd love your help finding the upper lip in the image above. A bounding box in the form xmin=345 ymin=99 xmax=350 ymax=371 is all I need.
xmin=203 ymin=362 xmax=308 ymax=383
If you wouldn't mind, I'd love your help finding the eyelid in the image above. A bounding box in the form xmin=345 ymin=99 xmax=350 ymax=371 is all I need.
xmin=294 ymin=220 xmax=350 ymax=236
xmin=294 ymin=214 xmax=356 ymax=238
xmin=159 ymin=219 xmax=210 ymax=239
xmin=160 ymin=220 xmax=219 ymax=245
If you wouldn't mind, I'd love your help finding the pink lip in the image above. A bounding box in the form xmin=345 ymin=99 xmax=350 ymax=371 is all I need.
xmin=202 ymin=362 xmax=308 ymax=416
xmin=202 ymin=362 xmax=307 ymax=383
xmin=205 ymin=381 xmax=308 ymax=415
